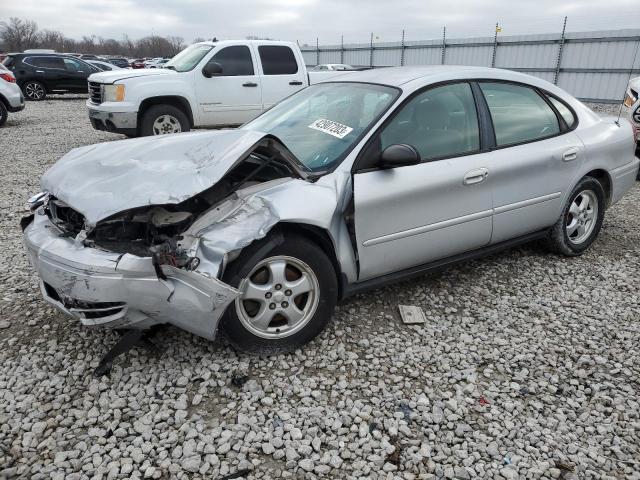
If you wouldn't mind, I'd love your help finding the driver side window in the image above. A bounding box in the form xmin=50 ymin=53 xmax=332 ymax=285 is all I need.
xmin=209 ymin=46 xmax=254 ymax=76
xmin=380 ymin=82 xmax=480 ymax=161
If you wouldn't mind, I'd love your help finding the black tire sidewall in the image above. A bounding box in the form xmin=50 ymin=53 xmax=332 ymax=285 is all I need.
xmin=140 ymin=104 xmax=190 ymax=136
xmin=221 ymin=234 xmax=338 ymax=354
xmin=559 ymin=178 xmax=605 ymax=254
xmin=23 ymin=81 xmax=45 ymax=101
xmin=0 ymin=102 xmax=7 ymax=127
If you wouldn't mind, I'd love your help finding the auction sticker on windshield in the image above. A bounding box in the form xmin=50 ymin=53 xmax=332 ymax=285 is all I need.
xmin=308 ymin=119 xmax=353 ymax=139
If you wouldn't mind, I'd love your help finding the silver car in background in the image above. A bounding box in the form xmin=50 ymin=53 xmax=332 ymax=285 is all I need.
xmin=0 ymin=63 xmax=25 ymax=126
xmin=23 ymin=66 xmax=639 ymax=352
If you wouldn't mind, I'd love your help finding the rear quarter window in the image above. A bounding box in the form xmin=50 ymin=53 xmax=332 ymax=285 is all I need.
xmin=545 ymin=94 xmax=577 ymax=129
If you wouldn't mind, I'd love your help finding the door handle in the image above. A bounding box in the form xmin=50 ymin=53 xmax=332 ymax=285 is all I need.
xmin=242 ymin=82 xmax=258 ymax=87
xmin=463 ymin=168 xmax=489 ymax=185
xmin=562 ymin=147 xmax=579 ymax=162
xmin=289 ymin=80 xmax=303 ymax=85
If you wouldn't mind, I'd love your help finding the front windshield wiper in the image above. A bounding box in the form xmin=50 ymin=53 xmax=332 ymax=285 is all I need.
xmin=164 ymin=65 xmax=176 ymax=70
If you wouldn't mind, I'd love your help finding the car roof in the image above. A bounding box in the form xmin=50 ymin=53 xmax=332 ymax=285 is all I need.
xmin=194 ymin=39 xmax=298 ymax=48
xmin=315 ymin=65 xmax=540 ymax=87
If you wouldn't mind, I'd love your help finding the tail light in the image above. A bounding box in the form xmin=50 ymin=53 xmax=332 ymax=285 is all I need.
xmin=0 ymin=72 xmax=16 ymax=83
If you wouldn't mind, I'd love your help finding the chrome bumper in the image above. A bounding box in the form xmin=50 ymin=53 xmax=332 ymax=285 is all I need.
xmin=23 ymin=212 xmax=239 ymax=339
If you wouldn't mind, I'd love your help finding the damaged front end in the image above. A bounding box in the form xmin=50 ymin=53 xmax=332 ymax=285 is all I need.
xmin=23 ymin=132 xmax=305 ymax=340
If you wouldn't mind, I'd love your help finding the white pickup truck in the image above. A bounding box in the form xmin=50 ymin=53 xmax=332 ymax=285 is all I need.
xmin=86 ymin=40 xmax=341 ymax=137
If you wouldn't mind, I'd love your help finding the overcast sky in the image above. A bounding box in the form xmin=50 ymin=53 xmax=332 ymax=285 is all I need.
xmin=3 ymin=0 xmax=640 ymax=45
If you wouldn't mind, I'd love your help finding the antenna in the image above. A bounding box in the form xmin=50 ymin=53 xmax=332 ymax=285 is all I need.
xmin=616 ymin=36 xmax=640 ymax=126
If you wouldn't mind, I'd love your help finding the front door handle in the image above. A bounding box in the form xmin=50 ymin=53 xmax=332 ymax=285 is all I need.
xmin=242 ymin=82 xmax=258 ymax=87
xmin=562 ymin=147 xmax=579 ymax=162
xmin=289 ymin=80 xmax=303 ymax=85
xmin=463 ymin=168 xmax=489 ymax=185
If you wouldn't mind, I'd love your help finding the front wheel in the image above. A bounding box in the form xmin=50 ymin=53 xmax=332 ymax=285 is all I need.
xmin=140 ymin=104 xmax=190 ymax=136
xmin=546 ymin=177 xmax=605 ymax=256
xmin=221 ymin=234 xmax=338 ymax=354
xmin=23 ymin=81 xmax=46 ymax=101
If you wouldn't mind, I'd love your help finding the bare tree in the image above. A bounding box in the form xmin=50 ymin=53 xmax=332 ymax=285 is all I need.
xmin=0 ymin=17 xmax=40 ymax=51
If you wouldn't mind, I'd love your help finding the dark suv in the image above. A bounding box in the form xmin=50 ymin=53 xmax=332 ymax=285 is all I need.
xmin=1 ymin=53 xmax=100 ymax=101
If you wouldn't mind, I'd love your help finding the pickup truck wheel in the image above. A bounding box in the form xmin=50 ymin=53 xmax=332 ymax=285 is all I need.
xmin=221 ymin=234 xmax=338 ymax=354
xmin=546 ymin=177 xmax=605 ymax=256
xmin=140 ymin=104 xmax=190 ymax=136
xmin=0 ymin=102 xmax=7 ymax=127
xmin=23 ymin=81 xmax=46 ymax=101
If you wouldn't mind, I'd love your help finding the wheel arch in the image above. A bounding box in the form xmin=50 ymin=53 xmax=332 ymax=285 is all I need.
xmin=272 ymin=222 xmax=345 ymax=299
xmin=584 ymin=168 xmax=612 ymax=207
xmin=138 ymin=95 xmax=194 ymax=127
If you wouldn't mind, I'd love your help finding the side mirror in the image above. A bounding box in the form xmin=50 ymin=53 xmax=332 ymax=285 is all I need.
xmin=379 ymin=144 xmax=420 ymax=169
xmin=202 ymin=61 xmax=223 ymax=78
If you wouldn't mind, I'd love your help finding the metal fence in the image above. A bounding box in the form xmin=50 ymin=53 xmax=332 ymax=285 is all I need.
xmin=300 ymin=26 xmax=640 ymax=103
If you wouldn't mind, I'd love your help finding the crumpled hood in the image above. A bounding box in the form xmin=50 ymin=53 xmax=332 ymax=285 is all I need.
xmin=88 ymin=68 xmax=174 ymax=84
xmin=41 ymin=129 xmax=267 ymax=227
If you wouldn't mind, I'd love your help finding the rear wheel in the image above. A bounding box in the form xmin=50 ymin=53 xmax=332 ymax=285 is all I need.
xmin=23 ymin=81 xmax=46 ymax=101
xmin=221 ymin=234 xmax=338 ymax=354
xmin=546 ymin=177 xmax=605 ymax=256
xmin=0 ymin=102 xmax=7 ymax=127
xmin=140 ymin=104 xmax=190 ymax=136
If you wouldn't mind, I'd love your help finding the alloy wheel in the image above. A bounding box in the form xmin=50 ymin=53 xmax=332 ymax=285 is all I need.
xmin=565 ymin=189 xmax=598 ymax=244
xmin=152 ymin=114 xmax=182 ymax=135
xmin=25 ymin=82 xmax=45 ymax=100
xmin=235 ymin=255 xmax=320 ymax=339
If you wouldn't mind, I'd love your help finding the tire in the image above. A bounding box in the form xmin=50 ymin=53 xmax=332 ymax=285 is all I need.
xmin=140 ymin=104 xmax=190 ymax=136
xmin=23 ymin=81 xmax=47 ymax=101
xmin=221 ymin=233 xmax=338 ymax=354
xmin=0 ymin=102 xmax=7 ymax=127
xmin=546 ymin=176 xmax=605 ymax=256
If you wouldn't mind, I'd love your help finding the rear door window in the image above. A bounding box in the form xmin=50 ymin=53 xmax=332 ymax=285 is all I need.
xmin=258 ymin=46 xmax=298 ymax=75
xmin=209 ymin=46 xmax=254 ymax=76
xmin=26 ymin=56 xmax=66 ymax=69
xmin=480 ymin=82 xmax=560 ymax=146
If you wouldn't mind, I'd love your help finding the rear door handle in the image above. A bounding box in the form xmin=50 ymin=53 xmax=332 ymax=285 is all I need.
xmin=289 ymin=80 xmax=303 ymax=85
xmin=242 ymin=82 xmax=258 ymax=87
xmin=463 ymin=168 xmax=489 ymax=185
xmin=562 ymin=147 xmax=579 ymax=162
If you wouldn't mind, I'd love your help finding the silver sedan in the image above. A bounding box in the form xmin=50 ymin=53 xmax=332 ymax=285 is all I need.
xmin=23 ymin=66 xmax=639 ymax=353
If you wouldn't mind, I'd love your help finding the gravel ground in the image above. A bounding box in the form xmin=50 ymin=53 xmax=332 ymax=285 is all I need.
xmin=0 ymin=97 xmax=639 ymax=480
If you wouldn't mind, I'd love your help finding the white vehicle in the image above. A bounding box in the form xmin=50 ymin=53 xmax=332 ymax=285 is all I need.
xmin=621 ymin=76 xmax=640 ymax=178
xmin=312 ymin=63 xmax=354 ymax=71
xmin=86 ymin=40 xmax=345 ymax=137
xmin=0 ymin=64 xmax=25 ymax=126
xmin=88 ymin=60 xmax=123 ymax=71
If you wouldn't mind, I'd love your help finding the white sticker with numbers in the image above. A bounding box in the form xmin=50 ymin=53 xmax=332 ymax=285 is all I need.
xmin=308 ymin=118 xmax=353 ymax=139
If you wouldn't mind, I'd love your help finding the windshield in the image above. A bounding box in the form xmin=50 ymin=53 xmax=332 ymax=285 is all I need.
xmin=164 ymin=44 xmax=213 ymax=72
xmin=243 ymin=83 xmax=399 ymax=171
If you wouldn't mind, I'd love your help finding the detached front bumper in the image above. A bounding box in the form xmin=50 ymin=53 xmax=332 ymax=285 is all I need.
xmin=22 ymin=212 xmax=239 ymax=340
xmin=87 ymin=103 xmax=138 ymax=136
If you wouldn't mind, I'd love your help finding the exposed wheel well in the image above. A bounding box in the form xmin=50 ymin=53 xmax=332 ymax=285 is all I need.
xmin=276 ymin=222 xmax=344 ymax=298
xmin=138 ymin=96 xmax=194 ymax=127
xmin=585 ymin=169 xmax=612 ymax=207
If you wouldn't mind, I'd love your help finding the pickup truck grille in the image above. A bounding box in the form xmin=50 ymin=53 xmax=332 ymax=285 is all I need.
xmin=88 ymin=81 xmax=102 ymax=104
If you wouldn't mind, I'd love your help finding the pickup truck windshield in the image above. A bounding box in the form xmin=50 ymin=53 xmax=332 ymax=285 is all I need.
xmin=164 ymin=44 xmax=213 ymax=72
xmin=243 ymin=83 xmax=399 ymax=172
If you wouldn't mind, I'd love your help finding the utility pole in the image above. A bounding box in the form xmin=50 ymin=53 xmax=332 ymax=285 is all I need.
xmin=491 ymin=22 xmax=500 ymax=67
xmin=441 ymin=27 xmax=447 ymax=65
xmin=369 ymin=32 xmax=374 ymax=68
xmin=400 ymin=30 xmax=405 ymax=66
xmin=554 ymin=16 xmax=568 ymax=85
xmin=316 ymin=37 xmax=319 ymax=66
xmin=340 ymin=35 xmax=344 ymax=64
